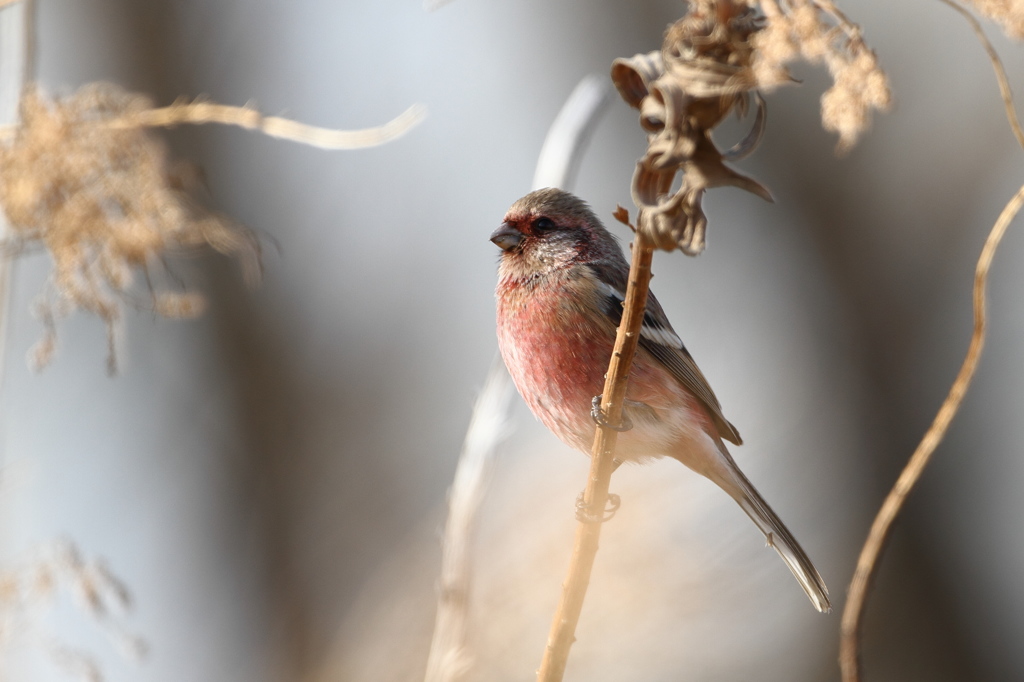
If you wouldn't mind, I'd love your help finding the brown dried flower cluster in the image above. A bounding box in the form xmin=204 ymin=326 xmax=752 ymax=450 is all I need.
xmin=967 ymin=0 xmax=1024 ymax=38
xmin=0 ymin=83 xmax=259 ymax=371
xmin=612 ymin=0 xmax=771 ymax=253
xmin=752 ymin=0 xmax=891 ymax=152
xmin=610 ymin=0 xmax=889 ymax=253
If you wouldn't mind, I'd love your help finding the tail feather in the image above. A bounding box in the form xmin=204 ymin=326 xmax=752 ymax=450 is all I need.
xmin=714 ymin=448 xmax=832 ymax=614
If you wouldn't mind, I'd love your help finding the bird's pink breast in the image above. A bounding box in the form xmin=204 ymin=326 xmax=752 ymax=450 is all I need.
xmin=496 ymin=276 xmax=612 ymax=451
xmin=496 ymin=269 xmax=715 ymax=460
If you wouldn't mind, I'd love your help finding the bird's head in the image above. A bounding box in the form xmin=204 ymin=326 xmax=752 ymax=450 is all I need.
xmin=491 ymin=188 xmax=620 ymax=275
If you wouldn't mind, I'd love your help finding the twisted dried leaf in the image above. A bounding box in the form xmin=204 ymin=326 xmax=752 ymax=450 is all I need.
xmin=612 ymin=1 xmax=771 ymax=254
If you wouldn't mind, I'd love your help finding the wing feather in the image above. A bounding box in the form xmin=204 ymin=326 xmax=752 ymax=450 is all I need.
xmin=587 ymin=262 xmax=742 ymax=445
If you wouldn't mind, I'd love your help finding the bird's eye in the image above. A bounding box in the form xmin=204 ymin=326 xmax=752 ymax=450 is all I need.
xmin=534 ymin=217 xmax=556 ymax=231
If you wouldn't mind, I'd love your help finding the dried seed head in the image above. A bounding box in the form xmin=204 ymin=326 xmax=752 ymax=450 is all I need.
xmin=612 ymin=0 xmax=771 ymax=254
xmin=968 ymin=0 xmax=1024 ymax=38
xmin=822 ymin=47 xmax=893 ymax=153
xmin=751 ymin=0 xmax=891 ymax=153
xmin=611 ymin=1 xmax=891 ymax=254
xmin=0 ymin=83 xmax=260 ymax=370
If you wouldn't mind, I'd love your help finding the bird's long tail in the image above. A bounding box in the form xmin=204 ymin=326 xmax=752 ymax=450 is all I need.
xmin=710 ymin=445 xmax=832 ymax=614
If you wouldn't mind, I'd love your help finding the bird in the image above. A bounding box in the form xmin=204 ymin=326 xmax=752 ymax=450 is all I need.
xmin=491 ymin=187 xmax=831 ymax=613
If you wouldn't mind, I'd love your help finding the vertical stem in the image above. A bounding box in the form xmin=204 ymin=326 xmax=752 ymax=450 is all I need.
xmin=21 ymin=0 xmax=35 ymax=86
xmin=536 ymin=229 xmax=655 ymax=682
xmin=838 ymin=183 xmax=1024 ymax=682
xmin=0 ymin=0 xmax=31 ymax=401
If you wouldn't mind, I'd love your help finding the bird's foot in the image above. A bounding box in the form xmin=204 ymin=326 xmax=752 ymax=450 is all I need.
xmin=590 ymin=395 xmax=633 ymax=432
xmin=575 ymin=491 xmax=621 ymax=523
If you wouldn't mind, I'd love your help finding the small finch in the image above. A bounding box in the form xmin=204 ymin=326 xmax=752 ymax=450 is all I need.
xmin=491 ymin=187 xmax=831 ymax=613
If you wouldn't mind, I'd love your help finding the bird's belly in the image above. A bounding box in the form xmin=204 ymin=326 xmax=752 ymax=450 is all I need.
xmin=498 ymin=301 xmax=701 ymax=459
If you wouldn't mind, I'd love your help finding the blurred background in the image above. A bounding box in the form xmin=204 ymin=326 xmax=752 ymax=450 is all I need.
xmin=0 ymin=0 xmax=1022 ymax=680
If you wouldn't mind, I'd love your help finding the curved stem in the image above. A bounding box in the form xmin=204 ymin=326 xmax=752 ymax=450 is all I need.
xmin=112 ymin=101 xmax=426 ymax=150
xmin=839 ymin=182 xmax=1024 ymax=682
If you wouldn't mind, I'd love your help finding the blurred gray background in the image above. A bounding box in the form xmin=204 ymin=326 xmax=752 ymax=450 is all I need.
xmin=0 ymin=0 xmax=1022 ymax=681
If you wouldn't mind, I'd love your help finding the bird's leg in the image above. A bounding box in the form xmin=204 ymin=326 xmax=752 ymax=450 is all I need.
xmin=575 ymin=491 xmax=622 ymax=523
xmin=590 ymin=394 xmax=633 ymax=432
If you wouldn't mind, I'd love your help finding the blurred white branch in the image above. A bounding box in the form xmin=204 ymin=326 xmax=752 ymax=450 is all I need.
xmin=0 ymin=100 xmax=427 ymax=149
xmin=422 ymin=356 xmax=513 ymax=682
xmin=114 ymin=101 xmax=427 ymax=150
xmin=422 ymin=74 xmax=610 ymax=682
xmin=531 ymin=75 xmax=611 ymax=191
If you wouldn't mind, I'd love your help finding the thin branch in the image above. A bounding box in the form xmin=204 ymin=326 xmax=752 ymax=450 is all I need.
xmin=0 ymin=0 xmax=29 ymax=406
xmin=21 ymin=0 xmax=33 ymax=86
xmin=536 ymin=227 xmax=655 ymax=682
xmin=112 ymin=101 xmax=427 ymax=150
xmin=839 ymin=5 xmax=1024 ymax=679
xmin=0 ymin=100 xmax=428 ymax=148
xmin=938 ymin=0 xmax=1024 ymax=151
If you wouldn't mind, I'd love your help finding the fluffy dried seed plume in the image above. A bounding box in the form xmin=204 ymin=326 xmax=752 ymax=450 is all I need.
xmin=753 ymin=0 xmax=891 ymax=153
xmin=0 ymin=83 xmax=260 ymax=371
xmin=967 ymin=0 xmax=1024 ymax=38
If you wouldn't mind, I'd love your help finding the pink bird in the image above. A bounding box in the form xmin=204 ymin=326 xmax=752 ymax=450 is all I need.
xmin=491 ymin=187 xmax=830 ymax=613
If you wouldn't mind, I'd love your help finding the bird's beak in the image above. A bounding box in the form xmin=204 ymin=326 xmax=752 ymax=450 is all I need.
xmin=490 ymin=222 xmax=524 ymax=251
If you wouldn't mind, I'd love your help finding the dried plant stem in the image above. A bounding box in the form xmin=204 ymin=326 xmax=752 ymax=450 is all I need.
xmin=840 ymin=5 xmax=1024 ymax=679
xmin=840 ymin=183 xmax=1024 ymax=681
xmin=111 ymin=101 xmax=426 ymax=149
xmin=0 ymin=0 xmax=30 ymax=397
xmin=939 ymin=0 xmax=1024 ymax=150
xmin=813 ymin=0 xmax=864 ymax=42
xmin=536 ymin=230 xmax=654 ymax=682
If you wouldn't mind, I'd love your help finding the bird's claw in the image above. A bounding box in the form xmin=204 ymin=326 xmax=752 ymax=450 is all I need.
xmin=590 ymin=395 xmax=633 ymax=432
xmin=575 ymin=491 xmax=621 ymax=523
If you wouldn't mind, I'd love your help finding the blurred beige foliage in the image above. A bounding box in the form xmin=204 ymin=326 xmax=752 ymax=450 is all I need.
xmin=969 ymin=0 xmax=1024 ymax=38
xmin=0 ymin=83 xmax=258 ymax=371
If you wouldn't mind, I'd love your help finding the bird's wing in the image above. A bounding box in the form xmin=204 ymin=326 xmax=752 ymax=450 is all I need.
xmin=587 ymin=262 xmax=743 ymax=445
